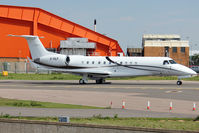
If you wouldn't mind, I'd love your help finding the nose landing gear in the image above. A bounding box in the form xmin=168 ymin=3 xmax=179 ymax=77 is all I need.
xmin=177 ymin=80 xmax=182 ymax=85
xmin=177 ymin=77 xmax=183 ymax=85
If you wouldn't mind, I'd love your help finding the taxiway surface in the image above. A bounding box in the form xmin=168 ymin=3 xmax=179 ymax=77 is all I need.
xmin=0 ymin=80 xmax=198 ymax=118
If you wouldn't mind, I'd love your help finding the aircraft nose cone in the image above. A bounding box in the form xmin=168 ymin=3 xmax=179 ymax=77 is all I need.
xmin=189 ymin=69 xmax=197 ymax=76
xmin=176 ymin=64 xmax=197 ymax=76
xmin=185 ymin=67 xmax=197 ymax=76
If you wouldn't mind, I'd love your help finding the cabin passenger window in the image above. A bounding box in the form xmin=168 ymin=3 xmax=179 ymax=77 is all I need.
xmin=130 ymin=62 xmax=132 ymax=65
xmin=109 ymin=62 xmax=111 ymax=64
xmin=87 ymin=61 xmax=89 ymax=64
xmin=98 ymin=61 xmax=101 ymax=64
xmin=104 ymin=61 xmax=106 ymax=64
xmin=82 ymin=61 xmax=84 ymax=64
xmin=125 ymin=62 xmax=127 ymax=65
xmin=163 ymin=60 xmax=169 ymax=65
xmin=92 ymin=61 xmax=94 ymax=64
xmin=120 ymin=62 xmax=122 ymax=64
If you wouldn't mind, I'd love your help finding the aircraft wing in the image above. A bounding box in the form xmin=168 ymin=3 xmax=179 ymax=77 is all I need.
xmin=27 ymin=57 xmax=110 ymax=76
xmin=52 ymin=68 xmax=110 ymax=76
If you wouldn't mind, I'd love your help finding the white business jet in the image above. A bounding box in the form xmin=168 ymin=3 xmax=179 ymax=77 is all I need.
xmin=8 ymin=35 xmax=197 ymax=85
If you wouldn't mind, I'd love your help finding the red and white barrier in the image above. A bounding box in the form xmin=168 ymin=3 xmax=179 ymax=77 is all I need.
xmin=169 ymin=102 xmax=173 ymax=110
xmin=115 ymin=100 xmax=197 ymax=112
xmin=193 ymin=102 xmax=196 ymax=111
xmin=122 ymin=100 xmax=125 ymax=109
xmin=147 ymin=101 xmax=150 ymax=110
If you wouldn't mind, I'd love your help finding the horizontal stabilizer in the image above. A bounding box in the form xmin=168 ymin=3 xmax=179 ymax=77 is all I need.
xmin=8 ymin=34 xmax=44 ymax=38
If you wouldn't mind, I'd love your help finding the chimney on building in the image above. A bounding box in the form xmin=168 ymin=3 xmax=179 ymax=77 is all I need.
xmin=94 ymin=19 xmax=96 ymax=32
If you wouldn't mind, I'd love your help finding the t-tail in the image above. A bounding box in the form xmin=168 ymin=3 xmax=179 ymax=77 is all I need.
xmin=8 ymin=35 xmax=51 ymax=59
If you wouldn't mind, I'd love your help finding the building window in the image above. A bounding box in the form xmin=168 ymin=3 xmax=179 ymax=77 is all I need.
xmin=165 ymin=47 xmax=169 ymax=57
xmin=172 ymin=47 xmax=177 ymax=53
xmin=181 ymin=47 xmax=185 ymax=53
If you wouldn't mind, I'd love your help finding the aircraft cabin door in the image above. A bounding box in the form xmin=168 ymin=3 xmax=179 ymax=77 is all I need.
xmin=113 ymin=64 xmax=118 ymax=73
xmin=162 ymin=60 xmax=171 ymax=76
xmin=111 ymin=61 xmax=119 ymax=74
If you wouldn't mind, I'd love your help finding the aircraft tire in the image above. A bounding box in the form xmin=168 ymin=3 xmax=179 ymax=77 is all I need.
xmin=79 ymin=79 xmax=85 ymax=84
xmin=96 ymin=79 xmax=100 ymax=84
xmin=96 ymin=79 xmax=105 ymax=84
xmin=177 ymin=81 xmax=182 ymax=85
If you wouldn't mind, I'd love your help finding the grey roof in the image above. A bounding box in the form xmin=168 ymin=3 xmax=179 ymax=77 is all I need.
xmin=60 ymin=38 xmax=96 ymax=49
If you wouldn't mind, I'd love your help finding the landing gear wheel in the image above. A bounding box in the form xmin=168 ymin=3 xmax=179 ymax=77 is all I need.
xmin=96 ymin=79 xmax=101 ymax=84
xmin=96 ymin=79 xmax=105 ymax=84
xmin=177 ymin=81 xmax=182 ymax=85
xmin=79 ymin=79 xmax=85 ymax=84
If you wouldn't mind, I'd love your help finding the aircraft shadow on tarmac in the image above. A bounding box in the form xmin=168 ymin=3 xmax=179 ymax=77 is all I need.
xmin=0 ymin=80 xmax=183 ymax=87
xmin=1 ymin=80 xmax=178 ymax=86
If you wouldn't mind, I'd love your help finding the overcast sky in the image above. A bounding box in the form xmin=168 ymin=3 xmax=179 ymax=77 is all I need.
xmin=1 ymin=0 xmax=199 ymax=53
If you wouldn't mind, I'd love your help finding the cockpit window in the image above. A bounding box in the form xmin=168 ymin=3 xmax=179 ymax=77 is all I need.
xmin=163 ymin=60 xmax=169 ymax=65
xmin=169 ymin=60 xmax=177 ymax=64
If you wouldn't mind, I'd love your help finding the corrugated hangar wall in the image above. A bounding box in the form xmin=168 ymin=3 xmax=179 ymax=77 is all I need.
xmin=0 ymin=5 xmax=124 ymax=59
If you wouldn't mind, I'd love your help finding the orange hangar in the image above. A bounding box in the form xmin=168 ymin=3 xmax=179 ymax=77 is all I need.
xmin=0 ymin=5 xmax=124 ymax=62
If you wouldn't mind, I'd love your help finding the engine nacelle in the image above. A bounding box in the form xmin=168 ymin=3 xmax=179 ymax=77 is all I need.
xmin=34 ymin=55 xmax=68 ymax=67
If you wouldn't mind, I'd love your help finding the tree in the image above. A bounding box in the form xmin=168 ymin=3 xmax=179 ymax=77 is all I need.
xmin=190 ymin=54 xmax=199 ymax=65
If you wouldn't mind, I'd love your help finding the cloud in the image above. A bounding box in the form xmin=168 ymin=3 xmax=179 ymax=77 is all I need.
xmin=119 ymin=16 xmax=134 ymax=22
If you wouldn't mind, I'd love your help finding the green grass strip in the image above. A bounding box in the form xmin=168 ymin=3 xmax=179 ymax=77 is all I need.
xmin=0 ymin=98 xmax=103 ymax=109
xmin=0 ymin=73 xmax=198 ymax=80
xmin=0 ymin=73 xmax=81 ymax=80
xmin=71 ymin=117 xmax=199 ymax=131
xmin=0 ymin=115 xmax=198 ymax=131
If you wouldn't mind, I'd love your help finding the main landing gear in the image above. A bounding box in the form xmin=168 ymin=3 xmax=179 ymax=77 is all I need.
xmin=79 ymin=79 xmax=87 ymax=84
xmin=79 ymin=78 xmax=106 ymax=84
xmin=96 ymin=78 xmax=105 ymax=84
xmin=79 ymin=74 xmax=88 ymax=84
xmin=79 ymin=74 xmax=107 ymax=84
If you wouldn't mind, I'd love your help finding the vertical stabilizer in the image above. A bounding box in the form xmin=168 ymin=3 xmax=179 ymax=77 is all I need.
xmin=8 ymin=35 xmax=51 ymax=59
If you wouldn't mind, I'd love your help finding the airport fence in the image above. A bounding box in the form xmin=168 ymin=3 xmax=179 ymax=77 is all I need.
xmin=0 ymin=61 xmax=49 ymax=73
